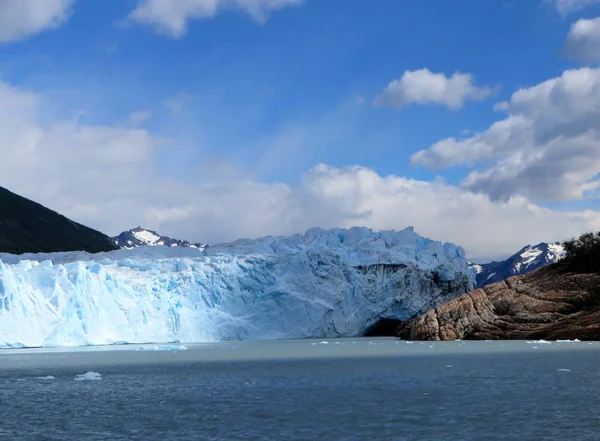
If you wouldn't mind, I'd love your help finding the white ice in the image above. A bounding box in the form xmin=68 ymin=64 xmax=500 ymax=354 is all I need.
xmin=0 ymin=227 xmax=474 ymax=348
xmin=137 ymin=344 xmax=187 ymax=351
xmin=74 ymin=372 xmax=102 ymax=381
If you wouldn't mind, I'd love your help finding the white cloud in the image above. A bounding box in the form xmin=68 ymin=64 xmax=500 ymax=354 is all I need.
xmin=0 ymin=0 xmax=73 ymax=43
xmin=372 ymin=69 xmax=492 ymax=110
xmin=128 ymin=0 xmax=304 ymax=37
xmin=553 ymin=0 xmax=600 ymax=14
xmin=412 ymin=68 xmax=600 ymax=202
xmin=1 ymin=80 xmax=599 ymax=262
xmin=564 ymin=17 xmax=600 ymax=63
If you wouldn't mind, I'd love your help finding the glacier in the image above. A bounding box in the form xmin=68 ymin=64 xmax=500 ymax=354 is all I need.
xmin=0 ymin=227 xmax=475 ymax=348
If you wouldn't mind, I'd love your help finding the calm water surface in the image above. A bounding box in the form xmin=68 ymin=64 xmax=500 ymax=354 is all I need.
xmin=1 ymin=339 xmax=599 ymax=440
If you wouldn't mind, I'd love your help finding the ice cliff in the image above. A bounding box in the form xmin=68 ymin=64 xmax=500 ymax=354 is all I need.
xmin=0 ymin=227 xmax=475 ymax=348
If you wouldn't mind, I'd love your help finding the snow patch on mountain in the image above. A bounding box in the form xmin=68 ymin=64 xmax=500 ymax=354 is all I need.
xmin=0 ymin=227 xmax=474 ymax=348
xmin=113 ymin=227 xmax=207 ymax=250
xmin=470 ymin=242 xmax=565 ymax=287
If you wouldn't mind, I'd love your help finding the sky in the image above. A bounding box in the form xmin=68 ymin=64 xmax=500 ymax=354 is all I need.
xmin=1 ymin=0 xmax=600 ymax=262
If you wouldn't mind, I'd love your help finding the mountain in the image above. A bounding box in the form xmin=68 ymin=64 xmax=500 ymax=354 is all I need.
xmin=0 ymin=186 xmax=118 ymax=255
xmin=405 ymin=263 xmax=600 ymax=341
xmin=113 ymin=227 xmax=207 ymax=250
xmin=469 ymin=242 xmax=565 ymax=287
xmin=0 ymin=226 xmax=474 ymax=348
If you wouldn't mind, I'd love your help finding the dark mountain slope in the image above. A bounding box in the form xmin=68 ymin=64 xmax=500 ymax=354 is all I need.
xmin=0 ymin=186 xmax=118 ymax=254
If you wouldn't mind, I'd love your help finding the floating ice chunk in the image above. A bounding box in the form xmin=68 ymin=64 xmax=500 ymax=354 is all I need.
xmin=319 ymin=341 xmax=329 ymax=345
xmin=557 ymin=339 xmax=581 ymax=343
xmin=137 ymin=344 xmax=187 ymax=351
xmin=74 ymin=372 xmax=102 ymax=381
xmin=533 ymin=340 xmax=551 ymax=344
xmin=164 ymin=344 xmax=187 ymax=350
xmin=37 ymin=376 xmax=55 ymax=380
xmin=557 ymin=369 xmax=571 ymax=372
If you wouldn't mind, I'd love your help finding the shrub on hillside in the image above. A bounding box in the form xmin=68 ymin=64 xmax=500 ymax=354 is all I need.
xmin=562 ymin=232 xmax=600 ymax=274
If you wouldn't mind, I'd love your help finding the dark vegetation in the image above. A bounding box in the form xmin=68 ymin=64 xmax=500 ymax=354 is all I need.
xmin=561 ymin=232 xmax=600 ymax=274
xmin=0 ymin=186 xmax=118 ymax=255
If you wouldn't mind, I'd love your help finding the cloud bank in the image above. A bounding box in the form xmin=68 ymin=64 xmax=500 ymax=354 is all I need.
xmin=128 ymin=0 xmax=304 ymax=37
xmin=0 ymin=0 xmax=73 ymax=43
xmin=412 ymin=68 xmax=600 ymax=203
xmin=1 ymin=80 xmax=599 ymax=262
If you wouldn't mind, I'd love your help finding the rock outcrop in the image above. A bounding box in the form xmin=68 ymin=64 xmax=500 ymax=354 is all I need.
xmin=407 ymin=264 xmax=600 ymax=341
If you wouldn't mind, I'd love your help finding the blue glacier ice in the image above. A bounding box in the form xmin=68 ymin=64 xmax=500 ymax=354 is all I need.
xmin=0 ymin=227 xmax=475 ymax=348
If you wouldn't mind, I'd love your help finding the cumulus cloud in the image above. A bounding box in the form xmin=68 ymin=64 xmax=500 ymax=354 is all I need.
xmin=411 ymin=68 xmax=600 ymax=202
xmin=552 ymin=0 xmax=600 ymax=14
xmin=128 ymin=0 xmax=304 ymax=37
xmin=564 ymin=17 xmax=600 ymax=63
xmin=373 ymin=69 xmax=492 ymax=110
xmin=0 ymin=0 xmax=73 ymax=43
xmin=1 ymin=80 xmax=600 ymax=262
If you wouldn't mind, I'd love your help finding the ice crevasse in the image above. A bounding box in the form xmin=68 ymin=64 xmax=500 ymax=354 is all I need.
xmin=0 ymin=227 xmax=475 ymax=348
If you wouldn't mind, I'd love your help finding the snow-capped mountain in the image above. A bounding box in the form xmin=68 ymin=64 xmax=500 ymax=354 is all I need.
xmin=0 ymin=227 xmax=474 ymax=348
xmin=469 ymin=242 xmax=565 ymax=287
xmin=113 ymin=227 xmax=207 ymax=251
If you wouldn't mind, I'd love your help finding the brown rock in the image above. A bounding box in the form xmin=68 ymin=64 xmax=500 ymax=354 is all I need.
xmin=409 ymin=264 xmax=600 ymax=340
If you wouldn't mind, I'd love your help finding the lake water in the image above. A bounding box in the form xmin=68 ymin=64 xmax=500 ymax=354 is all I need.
xmin=1 ymin=338 xmax=600 ymax=440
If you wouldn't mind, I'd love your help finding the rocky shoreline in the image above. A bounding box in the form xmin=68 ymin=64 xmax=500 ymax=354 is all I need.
xmin=399 ymin=264 xmax=600 ymax=341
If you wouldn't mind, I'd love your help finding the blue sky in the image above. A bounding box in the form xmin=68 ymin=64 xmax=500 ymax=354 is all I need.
xmin=1 ymin=0 xmax=600 ymax=261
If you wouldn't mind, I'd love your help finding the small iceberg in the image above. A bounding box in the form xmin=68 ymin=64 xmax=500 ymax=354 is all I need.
xmin=557 ymin=369 xmax=571 ymax=372
xmin=37 ymin=376 xmax=55 ymax=380
xmin=137 ymin=344 xmax=187 ymax=352
xmin=74 ymin=372 xmax=102 ymax=381
xmin=556 ymin=339 xmax=581 ymax=343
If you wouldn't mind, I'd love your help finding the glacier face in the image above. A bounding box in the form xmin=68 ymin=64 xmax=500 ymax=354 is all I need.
xmin=0 ymin=227 xmax=475 ymax=348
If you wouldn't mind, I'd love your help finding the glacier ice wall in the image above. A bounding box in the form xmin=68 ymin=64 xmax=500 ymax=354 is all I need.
xmin=0 ymin=227 xmax=475 ymax=348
